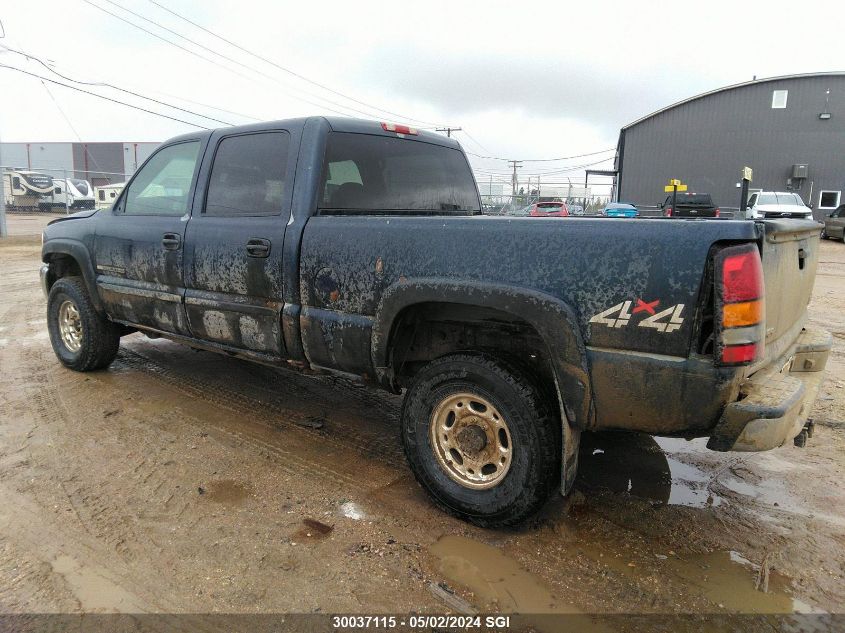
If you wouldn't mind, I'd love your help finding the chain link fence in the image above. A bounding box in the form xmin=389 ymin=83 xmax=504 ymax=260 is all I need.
xmin=2 ymin=165 xmax=128 ymax=216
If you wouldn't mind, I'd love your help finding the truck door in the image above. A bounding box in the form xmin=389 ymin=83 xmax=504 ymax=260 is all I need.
xmin=182 ymin=129 xmax=294 ymax=356
xmin=93 ymin=140 xmax=203 ymax=335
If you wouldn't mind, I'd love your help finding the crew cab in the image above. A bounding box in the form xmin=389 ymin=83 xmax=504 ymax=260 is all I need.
xmin=39 ymin=117 xmax=831 ymax=526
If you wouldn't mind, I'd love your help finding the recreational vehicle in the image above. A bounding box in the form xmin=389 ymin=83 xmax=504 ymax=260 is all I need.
xmin=2 ymin=169 xmax=54 ymax=210
xmin=47 ymin=178 xmax=96 ymax=210
xmin=94 ymin=182 xmax=125 ymax=210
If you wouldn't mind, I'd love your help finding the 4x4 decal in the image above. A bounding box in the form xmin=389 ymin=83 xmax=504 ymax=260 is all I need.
xmin=589 ymin=299 xmax=685 ymax=333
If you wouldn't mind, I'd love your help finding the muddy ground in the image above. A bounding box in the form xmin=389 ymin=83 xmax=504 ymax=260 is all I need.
xmin=0 ymin=235 xmax=843 ymax=630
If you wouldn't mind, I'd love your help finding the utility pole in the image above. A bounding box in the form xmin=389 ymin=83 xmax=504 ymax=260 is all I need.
xmin=508 ymin=160 xmax=522 ymax=197
xmin=436 ymin=127 xmax=462 ymax=138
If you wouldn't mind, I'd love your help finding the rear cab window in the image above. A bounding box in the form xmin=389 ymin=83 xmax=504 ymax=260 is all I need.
xmin=204 ymin=131 xmax=290 ymax=217
xmin=318 ymin=133 xmax=480 ymax=214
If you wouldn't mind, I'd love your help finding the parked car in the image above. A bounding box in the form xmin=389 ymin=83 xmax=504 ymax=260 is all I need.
xmin=745 ymin=191 xmax=813 ymax=220
xmin=529 ymin=201 xmax=569 ymax=217
xmin=506 ymin=204 xmax=530 ymax=217
xmin=39 ymin=116 xmax=831 ymax=527
xmin=568 ymin=204 xmax=585 ymax=216
xmin=661 ymin=192 xmax=720 ymax=218
xmin=601 ymin=202 xmax=638 ymax=218
xmin=821 ymin=204 xmax=845 ymax=241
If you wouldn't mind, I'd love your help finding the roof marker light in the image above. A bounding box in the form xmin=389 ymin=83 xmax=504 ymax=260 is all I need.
xmin=381 ymin=122 xmax=418 ymax=135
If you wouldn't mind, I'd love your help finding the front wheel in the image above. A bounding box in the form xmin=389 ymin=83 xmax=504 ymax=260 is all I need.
xmin=47 ymin=276 xmax=121 ymax=371
xmin=401 ymin=354 xmax=560 ymax=527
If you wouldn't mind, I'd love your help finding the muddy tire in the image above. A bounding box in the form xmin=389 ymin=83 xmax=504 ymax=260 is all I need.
xmin=401 ymin=353 xmax=560 ymax=527
xmin=47 ymin=276 xmax=121 ymax=371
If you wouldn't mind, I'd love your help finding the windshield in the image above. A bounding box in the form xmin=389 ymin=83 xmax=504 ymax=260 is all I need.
xmin=758 ymin=193 xmax=804 ymax=206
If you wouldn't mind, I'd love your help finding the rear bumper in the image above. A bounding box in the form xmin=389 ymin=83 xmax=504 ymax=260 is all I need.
xmin=707 ymin=327 xmax=832 ymax=451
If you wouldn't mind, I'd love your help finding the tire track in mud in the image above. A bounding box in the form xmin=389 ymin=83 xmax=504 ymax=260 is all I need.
xmin=116 ymin=346 xmax=406 ymax=471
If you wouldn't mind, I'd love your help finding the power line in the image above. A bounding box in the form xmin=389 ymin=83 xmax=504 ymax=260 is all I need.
xmin=81 ymin=0 xmax=427 ymax=123
xmin=92 ymin=0 xmax=412 ymax=122
xmin=2 ymin=44 xmax=234 ymax=127
xmin=144 ymin=0 xmax=446 ymax=127
xmin=466 ymin=147 xmax=616 ymax=163
xmin=0 ymin=63 xmax=211 ymax=129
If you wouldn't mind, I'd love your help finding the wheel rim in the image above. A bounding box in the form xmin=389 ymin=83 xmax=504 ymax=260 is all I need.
xmin=429 ymin=392 xmax=512 ymax=490
xmin=58 ymin=299 xmax=83 ymax=352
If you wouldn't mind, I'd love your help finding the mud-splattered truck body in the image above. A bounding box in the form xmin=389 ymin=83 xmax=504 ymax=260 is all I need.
xmin=40 ymin=117 xmax=832 ymax=526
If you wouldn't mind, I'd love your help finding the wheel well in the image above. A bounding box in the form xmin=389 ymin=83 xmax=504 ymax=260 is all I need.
xmin=44 ymin=254 xmax=83 ymax=292
xmin=388 ymin=302 xmax=557 ymax=396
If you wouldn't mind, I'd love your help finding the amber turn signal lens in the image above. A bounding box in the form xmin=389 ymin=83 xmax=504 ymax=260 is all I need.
xmin=722 ymin=300 xmax=763 ymax=328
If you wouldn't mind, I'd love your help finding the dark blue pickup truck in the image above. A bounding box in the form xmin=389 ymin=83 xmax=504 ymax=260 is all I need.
xmin=39 ymin=117 xmax=832 ymax=526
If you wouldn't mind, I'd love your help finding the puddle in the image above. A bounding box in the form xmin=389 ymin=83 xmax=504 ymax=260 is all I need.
xmin=292 ymin=518 xmax=335 ymax=543
xmin=340 ymin=500 xmax=365 ymax=520
xmin=51 ymin=554 xmax=145 ymax=611
xmin=198 ymin=479 xmax=251 ymax=505
xmin=578 ymin=432 xmax=721 ymax=508
xmin=429 ymin=535 xmax=579 ymax=614
xmin=666 ymin=550 xmax=813 ymax=614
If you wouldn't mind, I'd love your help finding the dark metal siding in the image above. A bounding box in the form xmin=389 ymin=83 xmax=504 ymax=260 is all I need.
xmin=617 ymin=75 xmax=845 ymax=219
xmin=72 ymin=142 xmax=127 ymax=186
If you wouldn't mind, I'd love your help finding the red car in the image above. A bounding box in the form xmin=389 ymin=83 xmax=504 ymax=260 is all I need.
xmin=529 ymin=201 xmax=570 ymax=217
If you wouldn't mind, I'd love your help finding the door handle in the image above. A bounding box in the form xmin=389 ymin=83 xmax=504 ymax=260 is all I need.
xmin=162 ymin=233 xmax=181 ymax=250
xmin=246 ymin=238 xmax=271 ymax=258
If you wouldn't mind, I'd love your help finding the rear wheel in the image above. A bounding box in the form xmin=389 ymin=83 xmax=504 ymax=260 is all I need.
xmin=47 ymin=276 xmax=121 ymax=371
xmin=401 ymin=354 xmax=560 ymax=527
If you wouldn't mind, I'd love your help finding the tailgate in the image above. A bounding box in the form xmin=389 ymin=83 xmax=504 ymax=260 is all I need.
xmin=752 ymin=218 xmax=822 ymax=371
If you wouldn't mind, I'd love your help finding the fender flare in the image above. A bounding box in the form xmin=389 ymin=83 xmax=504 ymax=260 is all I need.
xmin=371 ymin=277 xmax=594 ymax=430
xmin=41 ymin=239 xmax=104 ymax=312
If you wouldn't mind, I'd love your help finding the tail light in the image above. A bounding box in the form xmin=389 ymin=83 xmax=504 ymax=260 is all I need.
xmin=715 ymin=244 xmax=765 ymax=366
xmin=714 ymin=208 xmax=721 ymax=217
xmin=664 ymin=207 xmax=673 ymax=217
xmin=381 ymin=122 xmax=418 ymax=135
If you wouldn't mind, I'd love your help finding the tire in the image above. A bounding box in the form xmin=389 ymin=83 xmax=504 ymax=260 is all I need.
xmin=821 ymin=227 xmax=829 ymax=239
xmin=401 ymin=353 xmax=560 ymax=527
xmin=47 ymin=276 xmax=121 ymax=371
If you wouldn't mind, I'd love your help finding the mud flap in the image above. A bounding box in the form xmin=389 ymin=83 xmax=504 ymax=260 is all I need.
xmin=561 ymin=418 xmax=580 ymax=496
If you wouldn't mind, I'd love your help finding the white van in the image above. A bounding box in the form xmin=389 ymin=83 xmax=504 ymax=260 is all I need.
xmin=745 ymin=191 xmax=813 ymax=220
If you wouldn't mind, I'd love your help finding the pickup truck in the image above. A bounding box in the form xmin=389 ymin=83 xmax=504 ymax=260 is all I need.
xmin=661 ymin=192 xmax=720 ymax=218
xmin=39 ymin=117 xmax=832 ymax=526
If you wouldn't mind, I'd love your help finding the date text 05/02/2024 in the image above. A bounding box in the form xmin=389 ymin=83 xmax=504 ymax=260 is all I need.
xmin=331 ymin=615 xmax=512 ymax=629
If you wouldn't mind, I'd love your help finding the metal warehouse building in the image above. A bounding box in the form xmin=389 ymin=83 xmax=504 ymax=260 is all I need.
xmin=615 ymin=73 xmax=845 ymax=218
xmin=0 ymin=141 xmax=160 ymax=186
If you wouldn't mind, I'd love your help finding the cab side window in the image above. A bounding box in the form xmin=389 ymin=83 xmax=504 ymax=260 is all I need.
xmin=122 ymin=141 xmax=200 ymax=216
xmin=204 ymin=132 xmax=290 ymax=217
xmin=747 ymin=193 xmax=757 ymax=207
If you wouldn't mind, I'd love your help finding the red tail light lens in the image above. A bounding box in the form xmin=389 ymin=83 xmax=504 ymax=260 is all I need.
xmin=715 ymin=244 xmax=765 ymax=365
xmin=721 ymin=248 xmax=764 ymax=302
xmin=715 ymin=208 xmax=721 ymax=217
xmin=721 ymin=343 xmax=760 ymax=364
xmin=664 ymin=207 xmax=673 ymax=217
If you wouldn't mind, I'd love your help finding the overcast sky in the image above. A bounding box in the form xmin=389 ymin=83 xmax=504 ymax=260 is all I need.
xmin=1 ymin=0 xmax=843 ymax=186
